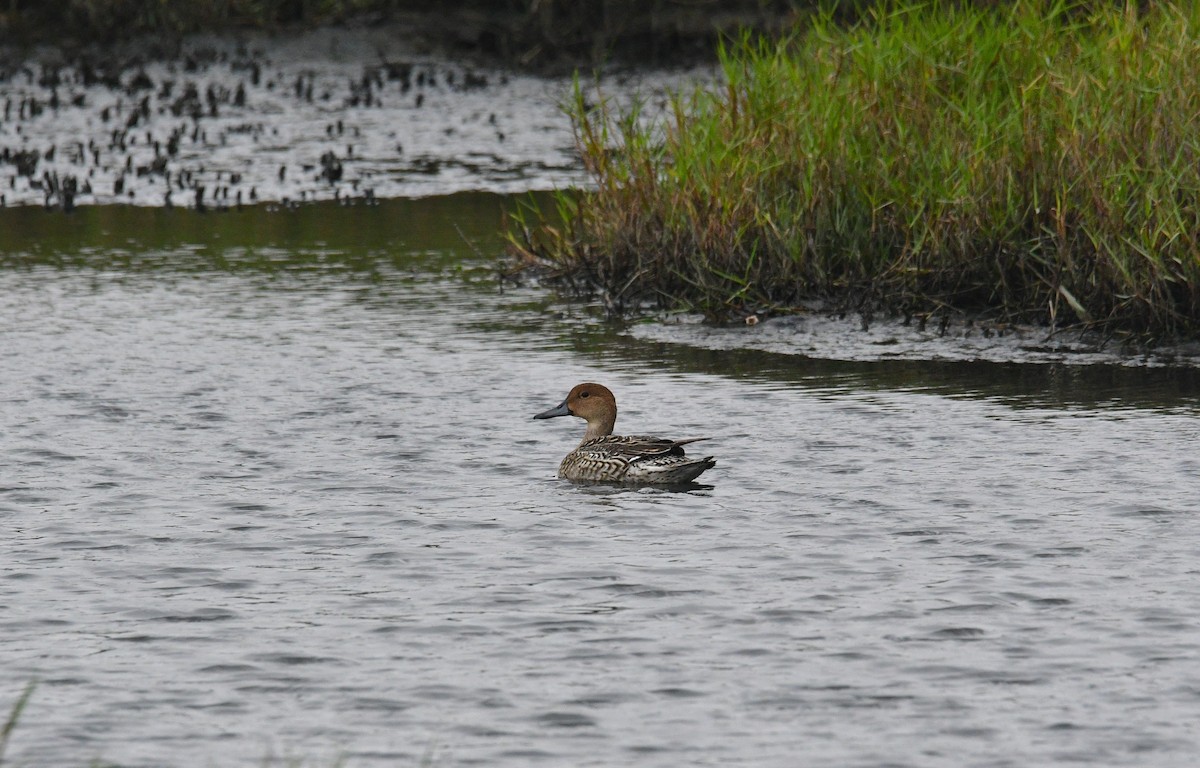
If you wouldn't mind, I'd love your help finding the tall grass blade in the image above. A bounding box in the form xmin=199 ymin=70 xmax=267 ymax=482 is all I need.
xmin=0 ymin=681 xmax=36 ymax=766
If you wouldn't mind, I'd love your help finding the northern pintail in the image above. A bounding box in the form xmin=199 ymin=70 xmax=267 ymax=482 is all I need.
xmin=533 ymin=383 xmax=715 ymax=484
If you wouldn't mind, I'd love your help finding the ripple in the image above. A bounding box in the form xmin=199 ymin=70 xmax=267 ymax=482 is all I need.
xmin=929 ymin=627 xmax=988 ymax=639
xmin=155 ymin=610 xmax=239 ymax=623
xmin=534 ymin=711 xmax=598 ymax=728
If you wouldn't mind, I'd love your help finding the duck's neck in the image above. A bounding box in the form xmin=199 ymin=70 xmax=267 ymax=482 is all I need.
xmin=582 ymin=412 xmax=616 ymax=442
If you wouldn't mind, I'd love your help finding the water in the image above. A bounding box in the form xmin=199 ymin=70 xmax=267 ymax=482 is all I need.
xmin=3 ymin=199 xmax=1200 ymax=768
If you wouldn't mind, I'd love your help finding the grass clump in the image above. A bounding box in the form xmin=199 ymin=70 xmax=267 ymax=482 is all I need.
xmin=509 ymin=2 xmax=1200 ymax=338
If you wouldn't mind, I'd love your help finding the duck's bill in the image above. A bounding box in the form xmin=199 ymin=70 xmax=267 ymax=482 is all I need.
xmin=533 ymin=399 xmax=571 ymax=419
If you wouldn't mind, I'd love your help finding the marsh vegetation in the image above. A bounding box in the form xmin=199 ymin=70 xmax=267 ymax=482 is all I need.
xmin=509 ymin=2 xmax=1200 ymax=339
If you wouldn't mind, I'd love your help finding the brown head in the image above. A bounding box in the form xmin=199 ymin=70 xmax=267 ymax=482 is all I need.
xmin=533 ymin=383 xmax=618 ymax=441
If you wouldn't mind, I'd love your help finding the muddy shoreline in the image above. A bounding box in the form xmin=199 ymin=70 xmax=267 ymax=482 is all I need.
xmin=0 ymin=22 xmax=713 ymax=210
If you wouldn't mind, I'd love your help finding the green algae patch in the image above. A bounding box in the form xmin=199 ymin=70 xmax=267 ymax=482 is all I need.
xmin=509 ymin=3 xmax=1200 ymax=340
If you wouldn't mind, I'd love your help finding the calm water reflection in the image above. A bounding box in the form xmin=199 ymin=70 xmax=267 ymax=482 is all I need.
xmin=2 ymin=198 xmax=1199 ymax=768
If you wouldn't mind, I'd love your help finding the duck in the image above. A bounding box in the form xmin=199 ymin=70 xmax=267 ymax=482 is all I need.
xmin=533 ymin=383 xmax=716 ymax=485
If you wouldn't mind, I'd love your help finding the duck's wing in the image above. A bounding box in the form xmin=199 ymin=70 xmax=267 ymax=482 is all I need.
xmin=582 ymin=435 xmax=709 ymax=458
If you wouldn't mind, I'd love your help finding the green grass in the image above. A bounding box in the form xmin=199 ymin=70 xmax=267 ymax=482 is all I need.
xmin=0 ymin=682 xmax=35 ymax=767
xmin=508 ymin=1 xmax=1200 ymax=339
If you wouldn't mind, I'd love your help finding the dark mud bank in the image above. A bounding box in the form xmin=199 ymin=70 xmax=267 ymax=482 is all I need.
xmin=1 ymin=2 xmax=794 ymax=71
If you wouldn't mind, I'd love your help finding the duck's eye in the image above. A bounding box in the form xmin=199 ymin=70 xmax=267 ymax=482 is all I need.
xmin=580 ymin=391 xmax=590 ymax=398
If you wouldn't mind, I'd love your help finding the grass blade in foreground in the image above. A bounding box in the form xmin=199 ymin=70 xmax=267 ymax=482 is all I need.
xmin=0 ymin=682 xmax=35 ymax=766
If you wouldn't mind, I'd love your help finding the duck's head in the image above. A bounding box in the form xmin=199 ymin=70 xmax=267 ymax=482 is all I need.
xmin=534 ymin=383 xmax=617 ymax=440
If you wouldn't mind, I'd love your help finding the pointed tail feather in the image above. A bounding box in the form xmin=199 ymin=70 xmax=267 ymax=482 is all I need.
xmin=635 ymin=456 xmax=715 ymax=484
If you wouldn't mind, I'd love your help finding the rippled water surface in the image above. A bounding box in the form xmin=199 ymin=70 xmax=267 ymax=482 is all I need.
xmin=3 ymin=199 xmax=1200 ymax=767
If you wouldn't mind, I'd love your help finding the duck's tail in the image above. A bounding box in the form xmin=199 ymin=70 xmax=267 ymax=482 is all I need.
xmin=673 ymin=456 xmax=716 ymax=483
xmin=637 ymin=455 xmax=716 ymax=484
